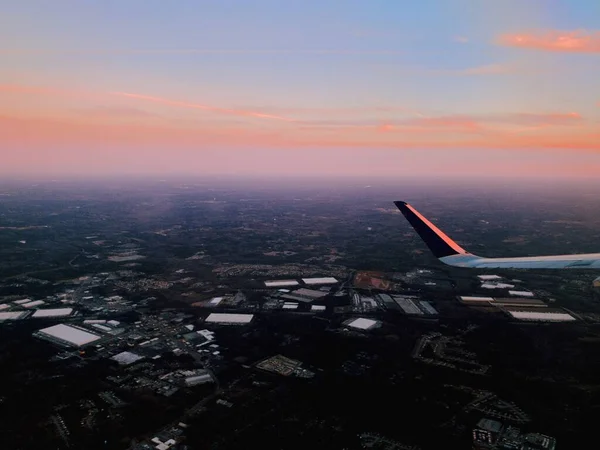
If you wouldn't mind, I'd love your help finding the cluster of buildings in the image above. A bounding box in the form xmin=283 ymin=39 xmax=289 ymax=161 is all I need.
xmin=473 ymin=417 xmax=556 ymax=449
xmin=458 ymin=274 xmax=578 ymax=322
xmin=255 ymin=354 xmax=314 ymax=378
xmin=412 ymin=332 xmax=490 ymax=375
xmin=375 ymin=293 xmax=439 ymax=316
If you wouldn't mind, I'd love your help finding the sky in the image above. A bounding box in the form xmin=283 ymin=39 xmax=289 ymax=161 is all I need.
xmin=1 ymin=0 xmax=599 ymax=178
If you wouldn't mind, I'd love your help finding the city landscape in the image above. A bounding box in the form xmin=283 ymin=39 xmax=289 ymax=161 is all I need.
xmin=1 ymin=177 xmax=600 ymax=450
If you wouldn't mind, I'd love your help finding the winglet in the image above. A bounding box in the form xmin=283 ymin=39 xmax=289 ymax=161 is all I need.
xmin=394 ymin=201 xmax=468 ymax=258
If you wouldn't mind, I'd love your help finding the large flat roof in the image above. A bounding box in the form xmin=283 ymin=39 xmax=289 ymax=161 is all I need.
xmin=111 ymin=351 xmax=143 ymax=365
xmin=265 ymin=280 xmax=299 ymax=287
xmin=13 ymin=298 xmax=32 ymax=305
xmin=481 ymin=283 xmax=515 ymax=289
xmin=459 ymin=296 xmax=494 ymax=303
xmin=507 ymin=311 xmax=575 ymax=322
xmin=347 ymin=318 xmax=378 ymax=330
xmin=38 ymin=324 xmax=101 ymax=346
xmin=22 ymin=300 xmax=45 ymax=308
xmin=293 ymin=288 xmax=328 ymax=298
xmin=31 ymin=308 xmax=73 ymax=318
xmin=205 ymin=313 xmax=253 ymax=324
xmin=0 ymin=311 xmax=28 ymax=321
xmin=302 ymin=277 xmax=338 ymax=284
xmin=509 ymin=290 xmax=535 ymax=297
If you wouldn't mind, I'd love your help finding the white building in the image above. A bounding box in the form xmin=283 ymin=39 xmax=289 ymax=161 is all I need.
xmin=302 ymin=277 xmax=338 ymax=285
xmin=205 ymin=313 xmax=253 ymax=324
xmin=36 ymin=324 xmax=101 ymax=347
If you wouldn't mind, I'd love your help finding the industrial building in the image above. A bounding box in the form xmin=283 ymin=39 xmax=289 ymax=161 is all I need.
xmin=13 ymin=298 xmax=32 ymax=305
xmin=301 ymin=277 xmax=338 ymax=285
xmin=509 ymin=290 xmax=535 ymax=297
xmin=459 ymin=296 xmax=495 ymax=304
xmin=477 ymin=275 xmax=502 ymax=281
xmin=280 ymin=288 xmax=328 ymax=303
xmin=459 ymin=296 xmax=547 ymax=310
xmin=345 ymin=317 xmax=379 ymax=330
xmin=31 ymin=308 xmax=74 ymax=318
xmin=209 ymin=297 xmax=223 ymax=305
xmin=35 ymin=324 xmax=101 ymax=347
xmin=22 ymin=300 xmax=45 ymax=308
xmin=0 ymin=311 xmax=29 ymax=321
xmin=205 ymin=313 xmax=254 ymax=324
xmin=111 ymin=351 xmax=144 ymax=365
xmin=506 ymin=309 xmax=576 ymax=322
xmin=491 ymin=298 xmax=546 ymax=308
xmin=184 ymin=371 xmax=213 ymax=386
xmin=264 ymin=279 xmax=299 ymax=287
xmin=481 ymin=283 xmax=515 ymax=289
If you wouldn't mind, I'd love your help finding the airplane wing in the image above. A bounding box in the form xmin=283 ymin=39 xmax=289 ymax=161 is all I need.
xmin=394 ymin=201 xmax=600 ymax=270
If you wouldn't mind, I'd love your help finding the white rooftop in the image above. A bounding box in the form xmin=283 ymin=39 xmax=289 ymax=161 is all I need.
xmin=264 ymin=280 xmax=299 ymax=287
xmin=481 ymin=283 xmax=515 ymax=289
xmin=0 ymin=311 xmax=28 ymax=321
xmin=22 ymin=300 xmax=45 ymax=308
xmin=205 ymin=313 xmax=253 ymax=324
xmin=477 ymin=275 xmax=502 ymax=280
xmin=347 ymin=318 xmax=378 ymax=330
xmin=111 ymin=351 xmax=143 ymax=365
xmin=282 ymin=303 xmax=298 ymax=310
xmin=38 ymin=324 xmax=101 ymax=346
xmin=507 ymin=311 xmax=576 ymax=322
xmin=459 ymin=296 xmax=494 ymax=302
xmin=209 ymin=297 xmax=223 ymax=305
xmin=509 ymin=290 xmax=535 ymax=297
xmin=13 ymin=298 xmax=32 ymax=305
xmin=31 ymin=308 xmax=73 ymax=318
xmin=0 ymin=304 xmax=10 ymax=311
xmin=311 ymin=305 xmax=326 ymax=311
xmin=302 ymin=277 xmax=338 ymax=285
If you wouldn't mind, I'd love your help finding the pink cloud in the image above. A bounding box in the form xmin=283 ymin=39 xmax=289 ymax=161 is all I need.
xmin=1 ymin=114 xmax=599 ymax=154
xmin=74 ymin=106 xmax=159 ymax=119
xmin=0 ymin=83 xmax=295 ymax=123
xmin=497 ymin=30 xmax=600 ymax=53
xmin=112 ymin=92 xmax=296 ymax=122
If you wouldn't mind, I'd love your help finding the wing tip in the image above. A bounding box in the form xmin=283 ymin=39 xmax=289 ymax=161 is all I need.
xmin=394 ymin=200 xmax=467 ymax=258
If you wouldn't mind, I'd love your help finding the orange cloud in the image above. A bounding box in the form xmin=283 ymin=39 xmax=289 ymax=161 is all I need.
xmin=497 ymin=30 xmax=600 ymax=53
